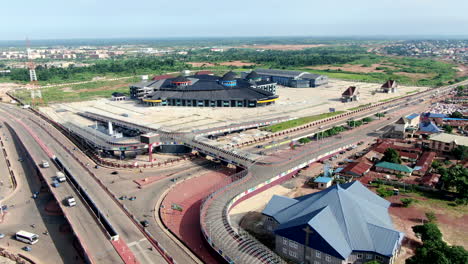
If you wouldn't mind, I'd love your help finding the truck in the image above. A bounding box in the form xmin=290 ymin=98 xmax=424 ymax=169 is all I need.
xmin=56 ymin=172 xmax=66 ymax=182
xmin=65 ymin=196 xmax=76 ymax=207
xmin=41 ymin=160 xmax=49 ymax=168
xmin=21 ymin=105 xmax=30 ymax=109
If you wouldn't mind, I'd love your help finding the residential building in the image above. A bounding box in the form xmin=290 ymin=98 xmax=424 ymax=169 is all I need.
xmin=427 ymin=133 xmax=468 ymax=152
xmin=412 ymin=152 xmax=436 ymax=176
xmin=340 ymin=161 xmax=372 ymax=177
xmin=262 ymin=181 xmax=404 ymax=264
xmin=313 ymin=177 xmax=333 ymax=189
xmin=375 ymin=161 xmax=413 ymax=176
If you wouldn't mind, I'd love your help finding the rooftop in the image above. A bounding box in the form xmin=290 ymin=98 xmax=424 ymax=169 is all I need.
xmin=375 ymin=161 xmax=413 ymax=173
xmin=406 ymin=113 xmax=420 ymax=120
xmin=262 ymin=181 xmax=403 ymax=259
xmin=314 ymin=177 xmax=333 ymax=183
xmin=429 ymin=133 xmax=468 ymax=147
xmin=341 ymin=162 xmax=372 ymax=176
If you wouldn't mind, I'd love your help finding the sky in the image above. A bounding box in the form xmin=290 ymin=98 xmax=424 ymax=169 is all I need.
xmin=1 ymin=0 xmax=467 ymax=40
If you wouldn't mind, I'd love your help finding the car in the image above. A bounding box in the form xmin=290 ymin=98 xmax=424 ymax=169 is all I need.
xmin=119 ymin=195 xmax=127 ymax=200
xmin=18 ymin=158 xmax=24 ymax=162
xmin=141 ymin=220 xmax=149 ymax=227
xmin=129 ymin=196 xmax=136 ymax=201
xmin=94 ymin=165 xmax=99 ymax=169
xmin=0 ymin=233 xmax=5 ymax=239
xmin=22 ymin=246 xmax=32 ymax=252
xmin=111 ymin=171 xmax=118 ymax=175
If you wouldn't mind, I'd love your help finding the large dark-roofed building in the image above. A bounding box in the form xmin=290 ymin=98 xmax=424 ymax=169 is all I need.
xmin=129 ymin=71 xmax=278 ymax=108
xmin=245 ymin=68 xmax=328 ymax=88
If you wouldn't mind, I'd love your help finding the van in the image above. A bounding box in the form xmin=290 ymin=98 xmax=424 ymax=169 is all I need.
xmin=41 ymin=160 xmax=49 ymax=168
xmin=65 ymin=196 xmax=76 ymax=207
xmin=56 ymin=172 xmax=66 ymax=182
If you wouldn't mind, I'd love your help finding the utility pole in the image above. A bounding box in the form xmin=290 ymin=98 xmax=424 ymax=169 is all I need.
xmin=303 ymin=225 xmax=314 ymax=263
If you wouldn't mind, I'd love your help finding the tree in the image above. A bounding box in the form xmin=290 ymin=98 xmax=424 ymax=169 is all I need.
xmin=438 ymin=165 xmax=468 ymax=197
xmin=452 ymin=145 xmax=468 ymax=160
xmin=401 ymin=198 xmax=415 ymax=207
xmin=407 ymin=223 xmax=468 ymax=264
xmin=425 ymin=212 xmax=437 ymax=223
xmin=382 ymin=148 xmax=402 ymax=164
xmin=413 ymin=223 xmax=442 ymax=242
xmin=298 ymin=137 xmax=311 ymax=144
xmin=450 ymin=111 xmax=464 ymax=118
xmin=442 ymin=124 xmax=453 ymax=134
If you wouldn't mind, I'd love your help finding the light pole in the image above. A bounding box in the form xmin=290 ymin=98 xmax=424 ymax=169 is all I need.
xmin=303 ymin=225 xmax=314 ymax=263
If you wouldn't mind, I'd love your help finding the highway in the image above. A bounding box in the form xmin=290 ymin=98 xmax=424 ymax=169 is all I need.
xmin=0 ymin=104 xmax=166 ymax=264
xmin=0 ymin=104 xmax=195 ymax=264
xmin=0 ymin=107 xmax=123 ymax=264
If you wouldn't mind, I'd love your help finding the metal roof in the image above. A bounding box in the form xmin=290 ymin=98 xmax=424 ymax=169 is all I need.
xmin=314 ymin=177 xmax=333 ymax=183
xmin=406 ymin=113 xmax=420 ymax=120
xmin=255 ymin=68 xmax=304 ymax=78
xmin=263 ymin=181 xmax=401 ymax=259
xmin=419 ymin=121 xmax=442 ymax=133
xmin=375 ymin=162 xmax=413 ymax=173
xmin=429 ymin=133 xmax=468 ymax=147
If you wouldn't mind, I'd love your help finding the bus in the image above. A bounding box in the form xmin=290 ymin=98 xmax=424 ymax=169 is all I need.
xmin=15 ymin=230 xmax=39 ymax=244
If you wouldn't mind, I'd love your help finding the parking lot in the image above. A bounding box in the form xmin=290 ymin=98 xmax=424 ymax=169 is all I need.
xmin=40 ymin=79 xmax=427 ymax=133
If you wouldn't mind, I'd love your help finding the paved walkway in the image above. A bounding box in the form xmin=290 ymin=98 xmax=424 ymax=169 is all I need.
xmin=161 ymin=169 xmax=233 ymax=264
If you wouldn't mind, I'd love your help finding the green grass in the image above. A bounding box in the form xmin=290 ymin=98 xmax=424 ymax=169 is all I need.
xmin=11 ymin=80 xmax=130 ymax=106
xmin=347 ymin=103 xmax=372 ymax=111
xmin=379 ymin=96 xmax=402 ymax=103
xmin=262 ymin=111 xmax=346 ymax=132
xmin=406 ymin=89 xmax=420 ymax=95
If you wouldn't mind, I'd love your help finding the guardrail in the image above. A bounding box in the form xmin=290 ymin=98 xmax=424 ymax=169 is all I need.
xmin=53 ymin=156 xmax=120 ymax=241
xmin=2 ymin=122 xmax=95 ymax=264
xmin=200 ymin=142 xmax=357 ymax=264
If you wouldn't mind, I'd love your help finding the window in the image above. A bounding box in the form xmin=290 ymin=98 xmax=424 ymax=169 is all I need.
xmin=376 ymin=255 xmax=384 ymax=261
xmin=289 ymin=241 xmax=298 ymax=249
xmin=316 ymin=251 xmax=321 ymax=258
xmin=367 ymin=254 xmax=373 ymax=259
xmin=289 ymin=250 xmax=297 ymax=258
xmin=282 ymin=248 xmax=287 ymax=254
xmin=326 ymin=255 xmax=331 ymax=262
xmin=357 ymin=253 xmax=363 ymax=259
xmin=314 ymin=261 xmax=320 ymax=264
xmin=282 ymin=237 xmax=288 ymax=245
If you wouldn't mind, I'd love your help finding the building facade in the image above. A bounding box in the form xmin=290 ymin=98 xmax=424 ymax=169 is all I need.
xmin=262 ymin=181 xmax=404 ymax=264
xmin=129 ymin=71 xmax=278 ymax=108
xmin=246 ymin=69 xmax=328 ymax=88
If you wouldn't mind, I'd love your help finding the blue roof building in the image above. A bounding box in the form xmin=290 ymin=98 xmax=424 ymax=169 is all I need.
xmin=314 ymin=177 xmax=333 ymax=189
xmin=406 ymin=113 xmax=419 ymax=120
xmin=262 ymin=181 xmax=403 ymax=264
xmin=419 ymin=121 xmax=442 ymax=133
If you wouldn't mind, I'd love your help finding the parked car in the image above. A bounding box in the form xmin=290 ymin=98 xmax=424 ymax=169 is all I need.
xmin=0 ymin=233 xmax=5 ymax=239
xmin=22 ymin=246 xmax=32 ymax=252
xmin=141 ymin=220 xmax=149 ymax=227
xmin=111 ymin=171 xmax=118 ymax=175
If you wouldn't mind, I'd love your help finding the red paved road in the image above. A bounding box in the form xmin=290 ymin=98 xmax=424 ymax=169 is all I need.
xmin=162 ymin=169 xmax=233 ymax=264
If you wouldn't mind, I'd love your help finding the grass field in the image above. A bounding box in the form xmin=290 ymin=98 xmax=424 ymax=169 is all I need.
xmin=262 ymin=111 xmax=346 ymax=132
xmin=347 ymin=103 xmax=372 ymax=111
xmin=10 ymin=77 xmax=135 ymax=105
